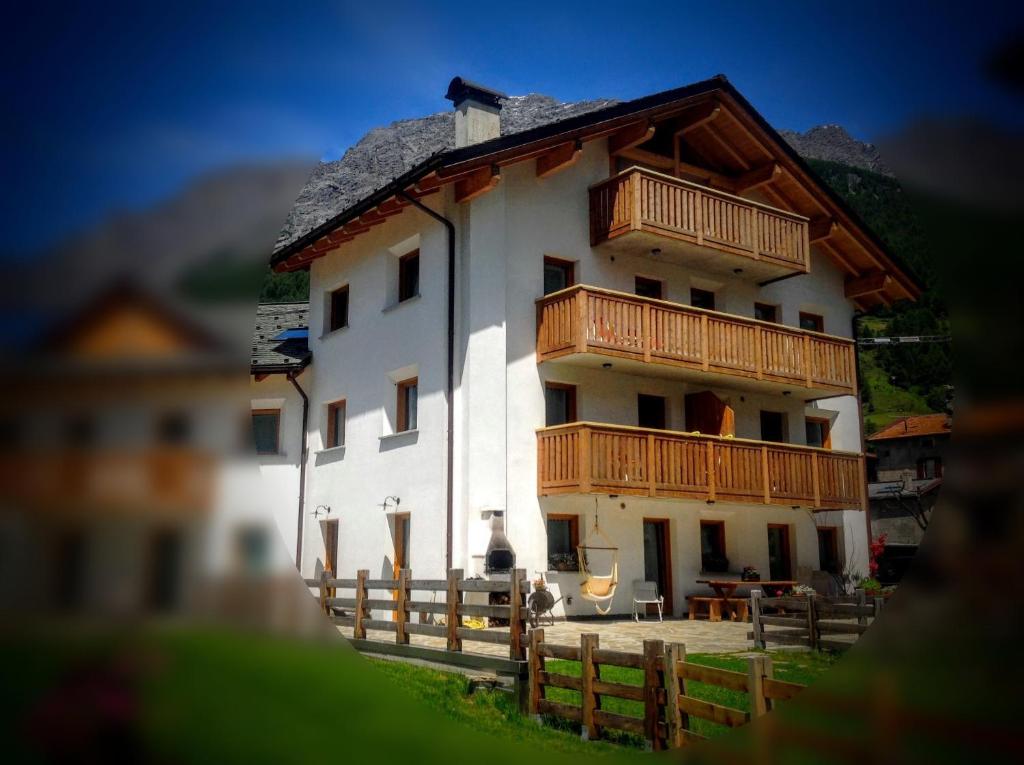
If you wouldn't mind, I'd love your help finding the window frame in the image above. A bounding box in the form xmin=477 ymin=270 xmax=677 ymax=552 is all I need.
xmin=251 ymin=408 xmax=281 ymax=455
xmin=543 ymin=256 xmax=576 ymax=295
xmin=634 ymin=275 xmax=663 ymax=300
xmin=637 ymin=393 xmax=667 ymax=430
xmin=544 ymin=381 xmax=578 ymax=426
xmin=546 ymin=513 xmax=580 ymax=571
xmin=326 ymin=399 xmax=346 ymax=448
xmin=799 ymin=311 xmax=824 ymax=333
xmin=327 ymin=284 xmax=350 ymax=333
xmin=398 ymin=250 xmax=420 ymax=303
xmin=396 ymin=377 xmax=418 ymax=433
xmin=690 ymin=287 xmax=716 ymax=310
xmin=805 ymin=416 xmax=832 ymax=449
xmin=699 ymin=520 xmax=727 ymax=573
xmin=754 ymin=302 xmax=779 ymax=323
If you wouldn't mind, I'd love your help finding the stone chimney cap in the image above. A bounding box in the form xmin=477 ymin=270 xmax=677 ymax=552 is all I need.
xmin=445 ymin=77 xmax=507 ymax=109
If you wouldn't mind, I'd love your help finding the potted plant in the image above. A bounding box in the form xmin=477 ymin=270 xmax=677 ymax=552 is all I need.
xmin=741 ymin=565 xmax=760 ymax=582
xmin=548 ymin=552 xmax=579 ymax=573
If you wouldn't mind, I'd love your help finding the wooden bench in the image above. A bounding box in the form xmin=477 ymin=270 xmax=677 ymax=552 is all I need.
xmin=687 ymin=596 xmax=749 ymax=622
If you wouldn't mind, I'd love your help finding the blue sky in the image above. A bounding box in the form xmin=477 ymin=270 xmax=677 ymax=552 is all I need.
xmin=3 ymin=1 xmax=1021 ymax=256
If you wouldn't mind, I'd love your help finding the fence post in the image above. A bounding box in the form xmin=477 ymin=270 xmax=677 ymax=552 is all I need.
xmin=580 ymin=633 xmax=601 ymax=741
xmin=318 ymin=569 xmax=330 ymax=616
xmin=395 ymin=568 xmax=410 ymax=645
xmin=663 ymin=642 xmax=687 ymax=749
xmin=873 ymin=596 xmax=885 ymax=620
xmin=856 ymin=587 xmax=867 ymax=628
xmin=750 ymin=589 xmax=765 ymax=649
xmin=806 ymin=592 xmax=818 ymax=650
xmin=447 ymin=568 xmax=463 ymax=652
xmin=510 ymin=568 xmax=526 ymax=660
xmin=528 ymin=628 xmax=545 ymax=719
xmin=747 ymin=654 xmax=772 ymax=718
xmin=643 ymin=639 xmax=665 ymax=751
xmin=353 ymin=569 xmax=368 ymax=639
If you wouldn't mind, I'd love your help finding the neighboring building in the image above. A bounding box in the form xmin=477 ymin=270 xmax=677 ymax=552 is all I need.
xmin=266 ymin=76 xmax=922 ymax=617
xmin=867 ymin=413 xmax=951 ymax=583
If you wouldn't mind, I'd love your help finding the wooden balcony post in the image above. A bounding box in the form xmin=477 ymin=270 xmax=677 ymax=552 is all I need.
xmin=576 ymin=288 xmax=588 ymax=353
xmin=509 ymin=568 xmax=526 ymax=660
xmin=353 ymin=569 xmax=368 ymax=639
xmin=694 ymin=187 xmax=704 ymax=246
xmin=761 ymin=446 xmax=771 ymax=504
xmin=580 ymin=633 xmax=601 ymax=741
xmin=803 ymin=334 xmax=813 ymax=388
xmin=528 ymin=628 xmax=545 ymax=717
xmin=643 ymin=639 xmax=666 ymax=750
xmin=755 ymin=325 xmax=764 ymax=380
xmin=631 ymin=171 xmax=643 ymax=231
xmin=648 ymin=433 xmax=657 ymax=497
xmin=579 ymin=425 xmax=592 ymax=493
xmin=706 ymin=441 xmax=716 ymax=501
xmin=395 ymin=568 xmax=410 ymax=644
xmin=642 ymin=302 xmax=652 ymax=363
xmin=812 ymin=452 xmax=821 ymax=508
xmin=447 ymin=568 xmax=463 ymax=652
xmin=700 ymin=314 xmax=710 ymax=371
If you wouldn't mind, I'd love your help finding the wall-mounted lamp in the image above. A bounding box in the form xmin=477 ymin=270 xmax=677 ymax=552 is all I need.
xmin=602 ymin=362 xmax=613 ymax=369
xmin=312 ymin=504 xmax=331 ymax=518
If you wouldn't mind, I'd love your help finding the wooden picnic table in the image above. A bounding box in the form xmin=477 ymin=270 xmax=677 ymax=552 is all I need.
xmin=696 ymin=579 xmax=798 ymax=620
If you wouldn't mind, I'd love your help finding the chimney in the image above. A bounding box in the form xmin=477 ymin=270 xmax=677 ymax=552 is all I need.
xmin=445 ymin=76 xmax=506 ymax=148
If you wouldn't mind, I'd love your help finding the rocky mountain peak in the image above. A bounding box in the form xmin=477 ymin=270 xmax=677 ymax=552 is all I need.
xmin=780 ymin=124 xmax=891 ymax=176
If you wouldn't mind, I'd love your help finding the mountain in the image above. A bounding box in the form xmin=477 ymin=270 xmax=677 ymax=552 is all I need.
xmin=780 ymin=125 xmax=892 ymax=176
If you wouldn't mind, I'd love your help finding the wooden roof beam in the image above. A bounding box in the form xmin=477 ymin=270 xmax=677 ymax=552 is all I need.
xmin=619 ymin=147 xmax=674 ymax=171
xmin=733 ymin=162 xmax=781 ymax=193
xmin=672 ymin=101 xmax=721 ymax=135
xmin=809 ymin=217 xmax=838 ymax=243
xmin=845 ymin=271 xmax=893 ymax=299
xmin=674 ymin=160 xmax=738 ymax=192
xmin=536 ymin=140 xmax=582 ymax=179
xmin=454 ymin=165 xmax=501 ymax=204
xmin=608 ymin=121 xmax=655 ymax=155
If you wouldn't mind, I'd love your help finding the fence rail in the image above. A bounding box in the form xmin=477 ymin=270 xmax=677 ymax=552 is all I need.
xmin=305 ymin=568 xmax=529 ymax=660
xmin=536 ymin=286 xmax=857 ymax=396
xmin=529 ymin=630 xmax=805 ymax=749
xmin=537 ymin=422 xmax=864 ymax=510
xmin=589 ymin=167 xmax=810 ymax=271
xmin=749 ymin=589 xmax=884 ymax=651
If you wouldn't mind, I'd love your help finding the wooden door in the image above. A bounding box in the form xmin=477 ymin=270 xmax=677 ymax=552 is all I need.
xmin=685 ymin=391 xmax=734 ymax=436
xmin=767 ymin=524 xmax=792 ymax=580
xmin=642 ymin=519 xmax=673 ymax=614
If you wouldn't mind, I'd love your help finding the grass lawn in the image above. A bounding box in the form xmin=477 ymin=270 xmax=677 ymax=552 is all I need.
xmin=859 ymin=349 xmax=934 ymax=434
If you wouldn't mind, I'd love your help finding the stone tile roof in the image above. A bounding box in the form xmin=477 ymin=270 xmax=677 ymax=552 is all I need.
xmin=867 ymin=413 xmax=952 ymax=442
xmin=251 ymin=302 xmax=309 ymax=372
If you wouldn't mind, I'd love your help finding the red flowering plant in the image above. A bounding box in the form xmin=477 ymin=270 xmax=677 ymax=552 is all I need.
xmin=868 ymin=533 xmax=887 ymax=578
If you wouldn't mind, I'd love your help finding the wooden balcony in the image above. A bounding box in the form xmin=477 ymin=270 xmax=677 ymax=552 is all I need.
xmin=590 ymin=168 xmax=809 ymax=281
xmin=537 ymin=286 xmax=857 ymax=399
xmin=538 ymin=423 xmax=864 ymax=510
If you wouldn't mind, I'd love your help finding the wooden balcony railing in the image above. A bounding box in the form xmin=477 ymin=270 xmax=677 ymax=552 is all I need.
xmin=538 ymin=423 xmax=864 ymax=510
xmin=537 ymin=286 xmax=857 ymax=396
xmin=590 ymin=167 xmax=810 ymax=273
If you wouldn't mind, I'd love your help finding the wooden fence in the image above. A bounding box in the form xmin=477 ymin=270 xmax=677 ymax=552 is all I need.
xmin=305 ymin=568 xmax=530 ymax=661
xmin=749 ymin=589 xmax=883 ymax=651
xmin=529 ymin=630 xmax=805 ymax=749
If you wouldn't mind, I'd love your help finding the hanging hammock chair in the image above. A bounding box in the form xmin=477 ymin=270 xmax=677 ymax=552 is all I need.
xmin=577 ymin=515 xmax=619 ymax=615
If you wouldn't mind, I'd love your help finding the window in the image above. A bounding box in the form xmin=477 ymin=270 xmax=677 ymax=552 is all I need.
xmin=398 ymin=250 xmax=420 ymax=302
xmin=547 ymin=514 xmax=579 ymax=571
xmin=543 ymin=256 xmax=575 ymax=295
xmin=799 ymin=312 xmax=824 ymax=333
xmin=634 ymin=276 xmax=663 ymax=300
xmin=396 ymin=378 xmax=418 ymax=432
xmin=327 ymin=285 xmax=349 ymax=333
xmin=817 ymin=527 xmax=840 ymax=575
xmin=65 ymin=415 xmax=96 ymax=448
xmin=805 ymin=417 xmax=832 ymax=449
xmin=326 ymin=400 xmax=346 ymax=448
xmin=637 ymin=394 xmax=667 ymax=430
xmin=754 ymin=302 xmax=778 ymax=323
xmin=917 ymin=457 xmax=943 ymax=479
xmin=157 ymin=411 xmax=190 ymax=445
xmin=760 ymin=410 xmax=786 ymax=443
xmin=544 ymin=383 xmax=577 ymax=426
xmin=690 ymin=288 xmax=716 ymax=310
xmin=700 ymin=520 xmax=728 ymax=573
xmin=767 ymin=524 xmax=793 ymax=580
xmin=235 ymin=526 xmax=270 ymax=575
xmin=251 ymin=409 xmax=280 ymax=454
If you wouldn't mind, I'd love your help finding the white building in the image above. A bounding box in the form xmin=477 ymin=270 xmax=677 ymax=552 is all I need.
xmin=263 ymin=76 xmax=921 ymax=618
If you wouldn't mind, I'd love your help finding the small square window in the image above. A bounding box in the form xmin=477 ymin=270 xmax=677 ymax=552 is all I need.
xmin=760 ymin=410 xmax=786 ymax=443
xmin=326 ymin=400 xmax=346 ymax=448
xmin=754 ymin=302 xmax=778 ymax=323
xmin=547 ymin=514 xmax=580 ymax=571
xmin=543 ymin=257 xmax=575 ymax=295
xmin=328 ymin=285 xmax=349 ymax=333
xmin=396 ymin=378 xmax=418 ymax=432
xmin=638 ymin=394 xmax=667 ymax=430
xmin=399 ymin=251 xmax=420 ymax=302
xmin=799 ymin=312 xmax=824 ymax=333
xmin=251 ymin=409 xmax=280 ymax=455
xmin=690 ymin=288 xmax=716 ymax=310
xmin=634 ymin=276 xmax=663 ymax=300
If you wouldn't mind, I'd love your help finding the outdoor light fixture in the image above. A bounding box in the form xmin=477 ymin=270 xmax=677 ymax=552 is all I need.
xmin=734 ymin=267 xmax=743 ymax=274
xmin=651 ymin=248 xmax=662 ymax=256
xmin=783 ymin=390 xmax=792 ymax=396
xmin=380 ymin=495 xmax=401 ymax=512
xmin=602 ymin=362 xmax=612 ymax=369
xmin=312 ymin=504 xmax=331 ymax=518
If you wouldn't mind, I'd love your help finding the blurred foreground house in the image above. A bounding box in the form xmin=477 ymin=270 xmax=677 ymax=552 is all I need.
xmin=867 ymin=413 xmax=951 ymax=583
xmin=264 ymin=75 xmax=924 ymax=617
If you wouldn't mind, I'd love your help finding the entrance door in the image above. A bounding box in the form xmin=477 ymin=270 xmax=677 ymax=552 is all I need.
xmin=642 ymin=519 xmax=673 ymax=614
xmin=767 ymin=524 xmax=792 ymax=580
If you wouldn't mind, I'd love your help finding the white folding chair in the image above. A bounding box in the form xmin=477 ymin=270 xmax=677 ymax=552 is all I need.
xmin=632 ymin=580 xmax=664 ymax=622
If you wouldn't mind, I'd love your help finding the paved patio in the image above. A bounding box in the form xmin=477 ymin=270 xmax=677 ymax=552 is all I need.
xmin=340 ymin=616 xmax=754 ymax=659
